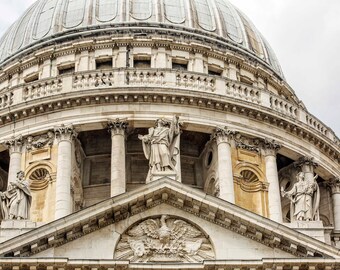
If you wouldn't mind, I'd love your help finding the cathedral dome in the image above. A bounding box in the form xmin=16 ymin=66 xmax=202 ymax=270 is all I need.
xmin=0 ymin=0 xmax=283 ymax=76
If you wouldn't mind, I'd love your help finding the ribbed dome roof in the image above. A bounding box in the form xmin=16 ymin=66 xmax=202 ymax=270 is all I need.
xmin=0 ymin=0 xmax=283 ymax=76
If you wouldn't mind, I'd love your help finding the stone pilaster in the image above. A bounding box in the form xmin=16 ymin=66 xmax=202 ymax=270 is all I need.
xmin=328 ymin=177 xmax=340 ymax=231
xmin=108 ymin=119 xmax=128 ymax=197
xmin=261 ymin=138 xmax=283 ymax=223
xmin=54 ymin=124 xmax=77 ymax=219
xmin=212 ymin=127 xmax=235 ymax=203
xmin=4 ymin=136 xmax=23 ymax=186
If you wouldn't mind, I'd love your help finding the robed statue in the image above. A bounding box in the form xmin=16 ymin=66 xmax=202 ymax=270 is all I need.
xmin=281 ymin=171 xmax=320 ymax=222
xmin=0 ymin=171 xmax=32 ymax=220
xmin=138 ymin=116 xmax=180 ymax=182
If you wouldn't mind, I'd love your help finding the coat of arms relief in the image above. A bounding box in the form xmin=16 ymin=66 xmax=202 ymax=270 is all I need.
xmin=114 ymin=215 xmax=215 ymax=262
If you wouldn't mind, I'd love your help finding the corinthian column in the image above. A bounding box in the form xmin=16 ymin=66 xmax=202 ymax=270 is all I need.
xmin=108 ymin=119 xmax=128 ymax=197
xmin=54 ymin=124 xmax=77 ymax=219
xmin=212 ymin=127 xmax=235 ymax=203
xmin=261 ymin=138 xmax=282 ymax=223
xmin=4 ymin=136 xmax=23 ymax=186
xmin=328 ymin=177 xmax=340 ymax=231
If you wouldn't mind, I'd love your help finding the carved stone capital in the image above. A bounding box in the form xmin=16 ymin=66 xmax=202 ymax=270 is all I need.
xmin=328 ymin=177 xmax=340 ymax=194
xmin=108 ymin=119 xmax=128 ymax=136
xmin=294 ymin=156 xmax=318 ymax=171
xmin=26 ymin=131 xmax=55 ymax=151
xmin=54 ymin=124 xmax=77 ymax=143
xmin=212 ymin=126 xmax=236 ymax=145
xmin=3 ymin=136 xmax=23 ymax=154
xmin=260 ymin=138 xmax=281 ymax=156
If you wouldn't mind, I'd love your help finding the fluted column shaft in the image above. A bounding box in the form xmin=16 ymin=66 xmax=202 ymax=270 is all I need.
xmin=213 ymin=127 xmax=235 ymax=203
xmin=5 ymin=137 xmax=23 ymax=186
xmin=262 ymin=139 xmax=282 ymax=223
xmin=108 ymin=120 xmax=128 ymax=197
xmin=329 ymin=178 xmax=340 ymax=230
xmin=54 ymin=125 xmax=77 ymax=219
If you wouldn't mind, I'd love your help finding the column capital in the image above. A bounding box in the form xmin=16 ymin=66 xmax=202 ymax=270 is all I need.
xmin=328 ymin=177 xmax=340 ymax=194
xmin=212 ymin=126 xmax=236 ymax=145
xmin=108 ymin=119 xmax=128 ymax=136
xmin=294 ymin=156 xmax=318 ymax=169
xmin=54 ymin=124 xmax=77 ymax=143
xmin=3 ymin=136 xmax=23 ymax=154
xmin=260 ymin=138 xmax=281 ymax=156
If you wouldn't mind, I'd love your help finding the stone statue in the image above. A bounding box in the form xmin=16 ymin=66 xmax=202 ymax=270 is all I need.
xmin=114 ymin=215 xmax=214 ymax=262
xmin=281 ymin=171 xmax=320 ymax=222
xmin=0 ymin=171 xmax=32 ymax=220
xmin=138 ymin=116 xmax=180 ymax=181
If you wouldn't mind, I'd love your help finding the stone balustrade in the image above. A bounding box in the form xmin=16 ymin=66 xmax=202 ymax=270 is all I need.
xmin=73 ymin=71 xmax=114 ymax=89
xmin=306 ymin=114 xmax=328 ymax=136
xmin=176 ymin=72 xmax=216 ymax=92
xmin=0 ymin=91 xmax=13 ymax=109
xmin=128 ymin=70 xmax=165 ymax=86
xmin=23 ymin=78 xmax=62 ymax=101
xmin=226 ymin=81 xmax=261 ymax=104
xmin=0 ymin=68 xmax=337 ymax=144
xmin=270 ymin=95 xmax=298 ymax=119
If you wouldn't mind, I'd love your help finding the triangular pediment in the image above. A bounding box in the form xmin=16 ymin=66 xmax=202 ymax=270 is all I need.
xmin=0 ymin=179 xmax=339 ymax=259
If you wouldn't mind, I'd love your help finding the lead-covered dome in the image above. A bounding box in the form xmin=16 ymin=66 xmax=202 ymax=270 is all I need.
xmin=0 ymin=0 xmax=283 ymax=76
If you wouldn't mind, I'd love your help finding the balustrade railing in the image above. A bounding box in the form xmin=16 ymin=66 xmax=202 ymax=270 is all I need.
xmin=176 ymin=73 xmax=215 ymax=92
xmin=128 ymin=70 xmax=165 ymax=86
xmin=23 ymin=78 xmax=62 ymax=101
xmin=0 ymin=91 xmax=13 ymax=109
xmin=226 ymin=81 xmax=261 ymax=104
xmin=73 ymin=71 xmax=114 ymax=89
xmin=270 ymin=95 xmax=298 ymax=119
xmin=306 ymin=114 xmax=328 ymax=136
xmin=0 ymin=68 xmax=336 ymax=143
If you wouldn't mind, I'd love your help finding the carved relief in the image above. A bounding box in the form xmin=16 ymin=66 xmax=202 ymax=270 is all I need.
xmin=26 ymin=131 xmax=54 ymax=151
xmin=28 ymin=167 xmax=52 ymax=190
xmin=114 ymin=215 xmax=215 ymax=262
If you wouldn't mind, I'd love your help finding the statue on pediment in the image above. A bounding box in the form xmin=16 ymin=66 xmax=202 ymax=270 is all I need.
xmin=281 ymin=172 xmax=320 ymax=222
xmin=114 ymin=215 xmax=214 ymax=262
xmin=138 ymin=116 xmax=180 ymax=181
xmin=0 ymin=171 xmax=32 ymax=220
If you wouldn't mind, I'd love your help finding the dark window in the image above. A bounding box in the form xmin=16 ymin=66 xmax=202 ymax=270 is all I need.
xmin=58 ymin=65 xmax=75 ymax=75
xmin=24 ymin=73 xmax=39 ymax=83
xmin=133 ymin=59 xmax=151 ymax=68
xmin=96 ymin=58 xmax=113 ymax=69
xmin=172 ymin=60 xmax=188 ymax=71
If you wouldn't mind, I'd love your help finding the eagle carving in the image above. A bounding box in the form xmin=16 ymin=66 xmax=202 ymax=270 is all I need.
xmin=114 ymin=215 xmax=215 ymax=262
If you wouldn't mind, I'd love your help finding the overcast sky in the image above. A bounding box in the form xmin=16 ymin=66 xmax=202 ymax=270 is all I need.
xmin=0 ymin=0 xmax=339 ymax=136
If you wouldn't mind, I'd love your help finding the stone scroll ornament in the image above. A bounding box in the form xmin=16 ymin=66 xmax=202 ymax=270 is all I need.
xmin=281 ymin=172 xmax=320 ymax=222
xmin=138 ymin=116 xmax=180 ymax=182
xmin=0 ymin=171 xmax=32 ymax=220
xmin=114 ymin=215 xmax=215 ymax=262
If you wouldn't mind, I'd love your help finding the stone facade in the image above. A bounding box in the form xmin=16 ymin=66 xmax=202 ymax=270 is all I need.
xmin=0 ymin=0 xmax=339 ymax=269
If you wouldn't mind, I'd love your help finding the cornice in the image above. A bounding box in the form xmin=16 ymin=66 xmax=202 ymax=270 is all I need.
xmin=1 ymin=258 xmax=340 ymax=270
xmin=0 ymin=179 xmax=339 ymax=258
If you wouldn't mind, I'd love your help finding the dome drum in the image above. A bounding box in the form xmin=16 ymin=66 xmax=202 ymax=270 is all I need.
xmin=0 ymin=0 xmax=339 ymax=257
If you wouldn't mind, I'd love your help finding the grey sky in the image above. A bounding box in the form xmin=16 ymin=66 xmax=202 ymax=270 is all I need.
xmin=0 ymin=0 xmax=339 ymax=136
